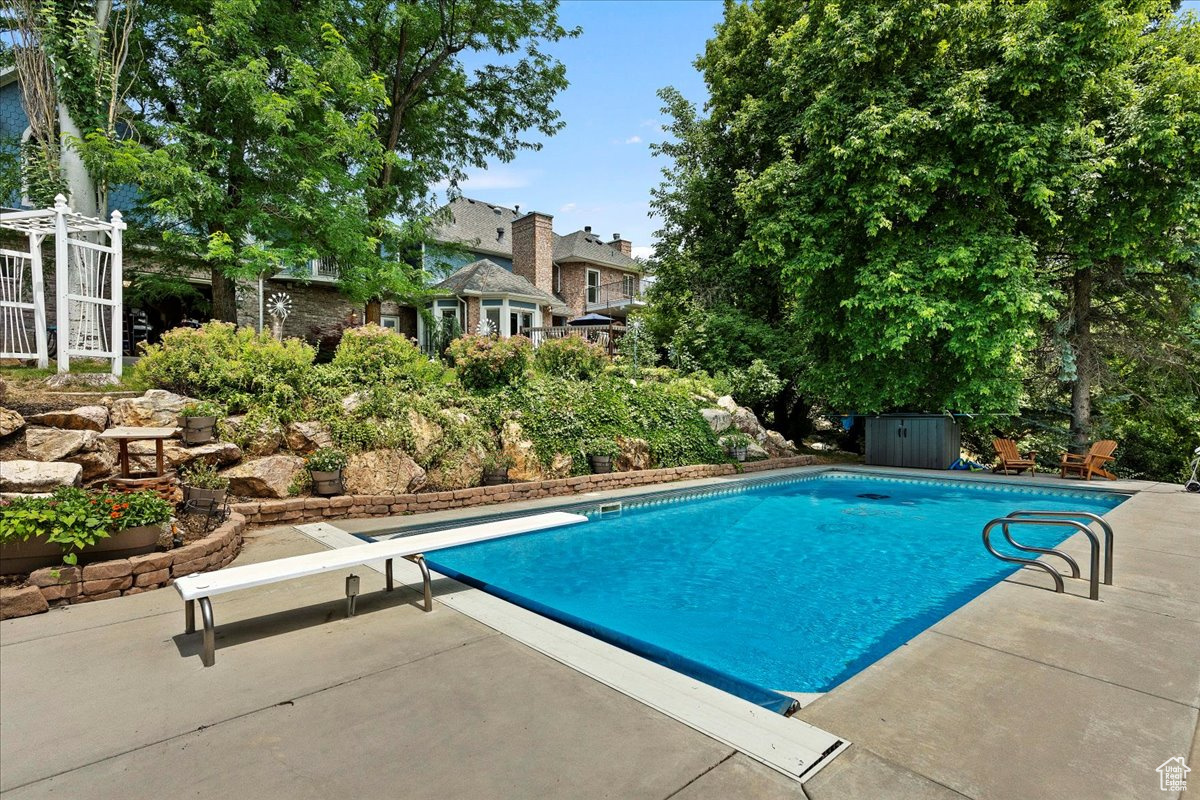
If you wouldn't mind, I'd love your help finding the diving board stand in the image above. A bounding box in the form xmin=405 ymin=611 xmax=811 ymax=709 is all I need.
xmin=174 ymin=511 xmax=587 ymax=666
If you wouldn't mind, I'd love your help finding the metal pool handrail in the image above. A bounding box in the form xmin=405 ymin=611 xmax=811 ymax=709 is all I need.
xmin=1004 ymin=510 xmax=1114 ymax=586
xmin=982 ymin=517 xmax=1103 ymax=600
xmin=999 ymin=521 xmax=1082 ymax=579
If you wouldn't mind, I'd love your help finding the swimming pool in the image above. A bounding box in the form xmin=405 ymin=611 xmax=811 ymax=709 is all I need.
xmin=402 ymin=471 xmax=1126 ymax=713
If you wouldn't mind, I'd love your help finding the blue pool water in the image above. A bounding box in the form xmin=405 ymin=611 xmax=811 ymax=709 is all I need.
xmin=417 ymin=472 xmax=1125 ymax=711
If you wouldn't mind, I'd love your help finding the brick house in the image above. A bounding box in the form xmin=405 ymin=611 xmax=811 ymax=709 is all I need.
xmin=407 ymin=197 xmax=645 ymax=346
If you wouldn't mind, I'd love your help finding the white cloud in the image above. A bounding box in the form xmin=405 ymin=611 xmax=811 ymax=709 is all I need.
xmin=625 ymin=135 xmax=642 ymax=145
xmin=559 ymin=202 xmax=578 ymax=214
xmin=631 ymin=245 xmax=654 ymax=261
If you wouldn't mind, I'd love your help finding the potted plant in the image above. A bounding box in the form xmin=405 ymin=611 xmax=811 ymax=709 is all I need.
xmin=306 ymin=447 xmax=348 ymax=496
xmin=181 ymin=460 xmax=230 ymax=508
xmin=482 ymin=452 xmax=514 ymax=486
xmin=1 ymin=488 xmax=172 ymax=573
xmin=180 ymin=401 xmax=223 ymax=445
xmin=723 ymin=432 xmax=752 ymax=462
xmin=585 ymin=439 xmax=620 ymax=474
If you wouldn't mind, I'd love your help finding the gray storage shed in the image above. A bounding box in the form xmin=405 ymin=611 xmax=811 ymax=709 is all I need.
xmin=865 ymin=414 xmax=962 ymax=470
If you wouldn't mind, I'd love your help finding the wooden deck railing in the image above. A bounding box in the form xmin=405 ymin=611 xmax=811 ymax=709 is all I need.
xmin=522 ymin=324 xmax=627 ymax=354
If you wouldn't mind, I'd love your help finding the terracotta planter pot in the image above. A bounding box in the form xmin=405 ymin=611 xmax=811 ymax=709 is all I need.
xmin=0 ymin=524 xmax=163 ymax=575
xmin=482 ymin=467 xmax=509 ymax=486
xmin=588 ymin=455 xmax=613 ymax=474
xmin=311 ymin=470 xmax=343 ymax=497
xmin=181 ymin=416 xmax=217 ymax=445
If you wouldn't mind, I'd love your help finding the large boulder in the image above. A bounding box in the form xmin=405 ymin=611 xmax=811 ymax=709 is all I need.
xmin=0 ymin=459 xmax=82 ymax=492
xmin=223 ymin=455 xmax=305 ymax=499
xmin=501 ymin=420 xmax=571 ymax=482
xmin=26 ymin=405 xmax=108 ymax=432
xmin=424 ymin=444 xmax=485 ymax=491
xmin=284 ymin=421 xmax=333 ymax=454
xmin=65 ymin=447 xmax=116 ymax=481
xmin=223 ymin=415 xmax=283 ymax=458
xmin=406 ymin=410 xmax=444 ymax=462
xmin=762 ymin=430 xmax=799 ymax=458
xmin=716 ymin=395 xmax=738 ymax=413
xmin=25 ymin=427 xmax=98 ymax=461
xmin=343 ymin=449 xmax=427 ymax=495
xmin=0 ymin=407 xmax=24 ymax=438
xmin=700 ymin=408 xmax=732 ymax=434
xmin=110 ymin=389 xmax=194 ymax=427
xmin=127 ymin=440 xmax=242 ymax=473
xmin=615 ymin=436 xmax=652 ymax=472
xmin=731 ymin=407 xmax=768 ymax=443
xmin=745 ymin=441 xmax=770 ymax=461
xmin=341 ymin=391 xmax=368 ymax=414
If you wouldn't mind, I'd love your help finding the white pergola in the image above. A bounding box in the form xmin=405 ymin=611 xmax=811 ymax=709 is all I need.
xmin=0 ymin=194 xmax=125 ymax=375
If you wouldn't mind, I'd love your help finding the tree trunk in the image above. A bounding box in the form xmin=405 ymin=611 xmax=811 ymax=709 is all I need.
xmin=211 ymin=268 xmax=239 ymax=323
xmin=57 ymin=104 xmax=99 ymax=219
xmin=1069 ymin=268 xmax=1093 ymax=449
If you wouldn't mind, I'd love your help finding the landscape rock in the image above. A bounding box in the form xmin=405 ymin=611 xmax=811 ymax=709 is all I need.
xmin=44 ymin=373 xmax=119 ymax=389
xmin=615 ymin=436 xmax=652 ymax=472
xmin=65 ymin=448 xmax=116 ymax=481
xmin=501 ymin=420 xmax=572 ymax=482
xmin=745 ymin=441 xmax=770 ymax=461
xmin=0 ymin=460 xmax=82 ymax=492
xmin=763 ymin=430 xmax=798 ymax=458
xmin=424 ymin=444 xmax=485 ymax=491
xmin=127 ymin=440 xmax=241 ymax=473
xmin=26 ymin=405 xmax=108 ymax=432
xmin=341 ymin=391 xmax=368 ymax=414
xmin=343 ymin=449 xmax=427 ymax=495
xmin=223 ymin=455 xmax=305 ymax=499
xmin=0 ymin=586 xmax=49 ymax=620
xmin=700 ymin=408 xmax=732 ymax=434
xmin=284 ymin=421 xmax=333 ymax=454
xmin=406 ymin=410 xmax=444 ymax=461
xmin=223 ymin=415 xmax=283 ymax=458
xmin=24 ymin=427 xmax=98 ymax=461
xmin=110 ymin=389 xmax=195 ymax=427
xmin=0 ymin=407 xmax=24 ymax=438
xmin=731 ymin=407 xmax=768 ymax=443
xmin=28 ymin=565 xmax=82 ymax=588
xmin=716 ymin=395 xmax=738 ymax=413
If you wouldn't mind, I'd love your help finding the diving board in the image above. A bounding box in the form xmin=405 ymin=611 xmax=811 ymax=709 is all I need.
xmin=174 ymin=511 xmax=587 ymax=666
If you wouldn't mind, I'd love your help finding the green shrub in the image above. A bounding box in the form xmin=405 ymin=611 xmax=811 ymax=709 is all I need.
xmin=306 ymin=447 xmax=348 ymax=472
xmin=532 ymin=336 xmax=608 ymax=380
xmin=727 ymin=359 xmax=784 ymax=409
xmin=180 ymin=400 xmax=224 ymax=418
xmin=329 ymin=324 xmax=446 ymax=388
xmin=446 ymin=334 xmax=532 ymax=391
xmin=181 ymin=460 xmax=229 ymax=490
xmin=135 ymin=321 xmax=315 ymax=407
xmin=0 ymin=488 xmax=172 ymax=565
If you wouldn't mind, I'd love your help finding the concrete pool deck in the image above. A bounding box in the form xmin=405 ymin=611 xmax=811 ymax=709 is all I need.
xmin=1 ymin=466 xmax=1197 ymax=798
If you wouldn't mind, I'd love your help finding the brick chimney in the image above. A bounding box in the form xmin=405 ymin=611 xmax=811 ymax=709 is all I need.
xmin=512 ymin=211 xmax=554 ymax=292
xmin=609 ymin=233 xmax=632 ymax=258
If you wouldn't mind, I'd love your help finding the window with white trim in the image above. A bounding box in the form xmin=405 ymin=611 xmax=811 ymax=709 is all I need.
xmin=586 ymin=269 xmax=601 ymax=304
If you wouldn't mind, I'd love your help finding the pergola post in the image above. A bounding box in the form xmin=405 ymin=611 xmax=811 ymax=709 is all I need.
xmin=53 ymin=194 xmax=70 ymax=373
xmin=109 ymin=209 xmax=124 ymax=376
xmin=29 ymin=232 xmax=48 ymax=368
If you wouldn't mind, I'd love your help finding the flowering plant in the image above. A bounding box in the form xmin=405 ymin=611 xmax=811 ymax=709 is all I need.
xmin=0 ymin=488 xmax=171 ymax=565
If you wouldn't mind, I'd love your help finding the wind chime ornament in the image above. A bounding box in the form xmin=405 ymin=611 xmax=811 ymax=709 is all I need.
xmin=267 ymin=292 xmax=292 ymax=340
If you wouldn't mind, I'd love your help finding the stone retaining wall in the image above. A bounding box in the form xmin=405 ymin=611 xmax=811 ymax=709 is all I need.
xmin=0 ymin=513 xmax=246 ymax=620
xmin=232 ymin=456 xmax=817 ymax=527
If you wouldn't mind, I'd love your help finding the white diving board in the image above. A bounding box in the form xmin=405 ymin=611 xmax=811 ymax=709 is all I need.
xmin=174 ymin=511 xmax=587 ymax=666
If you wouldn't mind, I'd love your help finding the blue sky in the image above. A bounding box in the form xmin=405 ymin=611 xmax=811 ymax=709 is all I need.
xmin=450 ymin=0 xmax=1200 ymax=256
xmin=446 ymin=0 xmax=726 ymax=258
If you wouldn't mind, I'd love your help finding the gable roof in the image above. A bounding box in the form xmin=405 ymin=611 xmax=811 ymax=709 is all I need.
xmin=431 ymin=259 xmax=571 ymax=315
xmin=553 ymin=229 xmax=639 ymax=271
xmin=428 ymin=196 xmax=640 ymax=273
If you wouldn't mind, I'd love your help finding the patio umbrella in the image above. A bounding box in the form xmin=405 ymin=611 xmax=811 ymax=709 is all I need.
xmin=567 ymin=313 xmax=616 ymax=327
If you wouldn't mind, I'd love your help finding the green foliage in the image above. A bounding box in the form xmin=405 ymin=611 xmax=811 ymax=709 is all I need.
xmin=180 ymin=401 xmax=224 ymax=419
xmin=134 ymin=322 xmax=315 ymax=408
xmin=532 ymin=336 xmax=608 ymax=381
xmin=447 ymin=334 xmax=532 ymax=392
xmin=0 ymin=488 xmax=171 ymax=565
xmin=305 ymin=447 xmax=348 ymax=473
xmin=181 ymin=460 xmax=229 ymax=490
xmin=726 ymin=360 xmax=784 ymax=411
xmin=328 ymin=324 xmax=446 ymax=388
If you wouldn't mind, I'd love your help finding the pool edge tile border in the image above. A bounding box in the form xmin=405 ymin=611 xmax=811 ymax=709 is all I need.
xmin=294 ymin=520 xmax=848 ymax=784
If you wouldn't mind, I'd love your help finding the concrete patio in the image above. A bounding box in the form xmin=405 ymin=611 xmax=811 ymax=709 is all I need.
xmin=1 ymin=467 xmax=1197 ymax=799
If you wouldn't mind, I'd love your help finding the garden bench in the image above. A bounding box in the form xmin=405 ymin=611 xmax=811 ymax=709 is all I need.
xmin=174 ymin=511 xmax=588 ymax=666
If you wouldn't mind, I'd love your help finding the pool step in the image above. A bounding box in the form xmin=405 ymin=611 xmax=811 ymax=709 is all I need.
xmin=982 ymin=510 xmax=1114 ymax=601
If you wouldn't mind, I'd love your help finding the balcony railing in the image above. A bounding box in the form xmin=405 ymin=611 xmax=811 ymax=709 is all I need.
xmin=521 ymin=324 xmax=627 ymax=354
xmin=585 ymin=278 xmax=644 ymax=313
xmin=276 ymin=257 xmax=339 ymax=282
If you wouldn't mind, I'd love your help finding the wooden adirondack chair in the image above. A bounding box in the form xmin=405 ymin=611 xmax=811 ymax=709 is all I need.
xmin=992 ymin=439 xmax=1037 ymax=475
xmin=1060 ymin=440 xmax=1118 ymax=480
